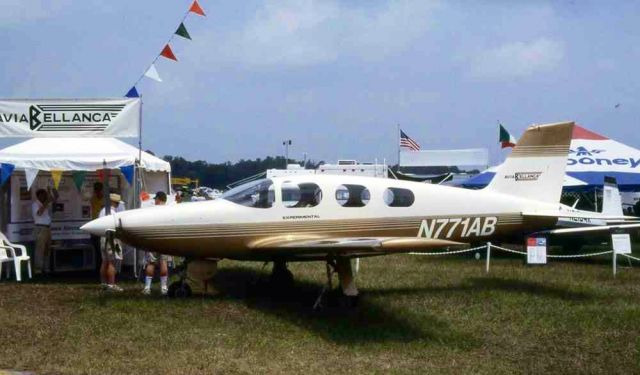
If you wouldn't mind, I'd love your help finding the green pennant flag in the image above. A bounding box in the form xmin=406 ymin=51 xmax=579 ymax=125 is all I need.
xmin=72 ymin=171 xmax=87 ymax=192
xmin=175 ymin=23 xmax=192 ymax=40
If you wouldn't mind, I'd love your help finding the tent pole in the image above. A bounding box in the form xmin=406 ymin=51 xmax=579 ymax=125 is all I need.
xmin=133 ymin=163 xmax=139 ymax=278
xmin=138 ymin=96 xmax=143 ymax=164
xmin=103 ymin=160 xmax=110 ymax=216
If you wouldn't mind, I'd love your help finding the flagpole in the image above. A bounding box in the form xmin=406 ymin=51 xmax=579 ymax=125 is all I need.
xmin=397 ymin=124 xmax=401 ymax=172
xmin=496 ymin=120 xmax=501 ymax=167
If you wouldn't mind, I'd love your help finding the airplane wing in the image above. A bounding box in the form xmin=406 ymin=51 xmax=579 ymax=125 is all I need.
xmin=246 ymin=235 xmax=465 ymax=260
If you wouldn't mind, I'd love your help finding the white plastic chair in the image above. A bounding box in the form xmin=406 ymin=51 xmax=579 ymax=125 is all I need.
xmin=0 ymin=232 xmax=32 ymax=282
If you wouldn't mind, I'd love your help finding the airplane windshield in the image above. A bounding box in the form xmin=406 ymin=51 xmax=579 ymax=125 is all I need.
xmin=221 ymin=179 xmax=275 ymax=208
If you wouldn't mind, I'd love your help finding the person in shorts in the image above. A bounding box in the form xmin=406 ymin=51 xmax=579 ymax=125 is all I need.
xmin=98 ymin=193 xmax=125 ymax=292
xmin=143 ymin=191 xmax=170 ymax=295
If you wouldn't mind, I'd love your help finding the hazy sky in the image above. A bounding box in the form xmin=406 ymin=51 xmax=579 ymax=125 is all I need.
xmin=1 ymin=1 xmax=639 ymax=165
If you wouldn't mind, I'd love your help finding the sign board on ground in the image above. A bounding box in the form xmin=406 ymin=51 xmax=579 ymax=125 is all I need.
xmin=612 ymin=233 xmax=632 ymax=254
xmin=527 ymin=237 xmax=547 ymax=264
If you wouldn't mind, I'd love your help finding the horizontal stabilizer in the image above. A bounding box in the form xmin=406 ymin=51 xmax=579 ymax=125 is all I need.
xmin=534 ymin=223 xmax=640 ymax=235
xmin=523 ymin=211 xmax=638 ymax=223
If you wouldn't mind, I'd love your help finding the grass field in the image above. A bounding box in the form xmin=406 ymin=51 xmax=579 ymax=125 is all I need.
xmin=2 ymin=253 xmax=640 ymax=374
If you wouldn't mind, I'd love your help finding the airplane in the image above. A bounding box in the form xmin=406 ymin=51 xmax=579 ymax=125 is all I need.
xmin=82 ymin=121 xmax=640 ymax=303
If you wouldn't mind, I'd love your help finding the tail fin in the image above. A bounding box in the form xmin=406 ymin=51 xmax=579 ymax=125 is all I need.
xmin=486 ymin=121 xmax=574 ymax=204
xmin=602 ymin=176 xmax=623 ymax=216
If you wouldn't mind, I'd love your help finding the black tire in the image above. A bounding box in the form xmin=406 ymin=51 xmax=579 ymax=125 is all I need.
xmin=168 ymin=281 xmax=192 ymax=298
xmin=269 ymin=268 xmax=294 ymax=289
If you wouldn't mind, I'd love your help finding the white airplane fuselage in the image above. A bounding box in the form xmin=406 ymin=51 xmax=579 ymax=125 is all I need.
xmin=83 ymin=175 xmax=560 ymax=260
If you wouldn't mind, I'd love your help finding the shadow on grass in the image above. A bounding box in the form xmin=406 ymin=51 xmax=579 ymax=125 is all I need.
xmin=82 ymin=265 xmax=476 ymax=348
xmin=213 ymin=266 xmax=477 ymax=347
xmin=368 ymin=277 xmax=595 ymax=301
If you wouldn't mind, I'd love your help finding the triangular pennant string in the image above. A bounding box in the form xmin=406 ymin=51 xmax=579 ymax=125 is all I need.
xmin=51 ymin=170 xmax=63 ymax=190
xmin=125 ymin=86 xmax=139 ymax=98
xmin=72 ymin=171 xmax=87 ymax=192
xmin=189 ymin=0 xmax=206 ymax=16
xmin=160 ymin=44 xmax=178 ymax=61
xmin=175 ymin=23 xmax=192 ymax=40
xmin=144 ymin=64 xmax=163 ymax=82
xmin=119 ymin=165 xmax=135 ymax=186
xmin=126 ymin=0 xmax=206 ymax=92
xmin=24 ymin=168 xmax=39 ymax=190
xmin=0 ymin=163 xmax=15 ymax=186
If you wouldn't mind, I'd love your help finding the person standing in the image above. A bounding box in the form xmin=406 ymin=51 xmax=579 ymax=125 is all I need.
xmin=98 ymin=193 xmax=125 ymax=292
xmin=90 ymin=182 xmax=104 ymax=271
xmin=143 ymin=191 xmax=170 ymax=295
xmin=32 ymin=188 xmax=57 ymax=275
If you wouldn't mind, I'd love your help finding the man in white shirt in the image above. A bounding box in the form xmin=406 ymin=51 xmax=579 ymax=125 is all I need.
xmin=32 ymin=188 xmax=57 ymax=275
xmin=98 ymin=193 xmax=125 ymax=292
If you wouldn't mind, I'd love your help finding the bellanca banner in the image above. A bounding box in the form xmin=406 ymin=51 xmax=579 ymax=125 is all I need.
xmin=0 ymin=98 xmax=140 ymax=138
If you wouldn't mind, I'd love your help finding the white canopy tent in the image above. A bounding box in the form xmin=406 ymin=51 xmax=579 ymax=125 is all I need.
xmin=0 ymin=137 xmax=171 ymax=272
xmin=0 ymin=137 xmax=169 ymax=172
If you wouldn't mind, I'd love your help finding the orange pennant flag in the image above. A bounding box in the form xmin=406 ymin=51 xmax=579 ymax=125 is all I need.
xmin=189 ymin=0 xmax=206 ymax=16
xmin=51 ymin=170 xmax=63 ymax=190
xmin=160 ymin=44 xmax=177 ymax=61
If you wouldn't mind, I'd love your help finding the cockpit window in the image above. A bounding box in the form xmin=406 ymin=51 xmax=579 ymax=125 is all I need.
xmin=282 ymin=182 xmax=322 ymax=208
xmin=335 ymin=184 xmax=370 ymax=207
xmin=383 ymin=187 xmax=414 ymax=207
xmin=221 ymin=179 xmax=275 ymax=208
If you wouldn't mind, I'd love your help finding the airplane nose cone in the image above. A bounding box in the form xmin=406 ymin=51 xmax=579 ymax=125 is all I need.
xmin=80 ymin=215 xmax=116 ymax=236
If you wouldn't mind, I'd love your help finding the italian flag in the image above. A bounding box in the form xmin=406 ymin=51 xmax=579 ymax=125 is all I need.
xmin=499 ymin=124 xmax=517 ymax=148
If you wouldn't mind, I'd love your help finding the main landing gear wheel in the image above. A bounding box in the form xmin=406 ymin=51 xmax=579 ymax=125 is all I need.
xmin=168 ymin=281 xmax=192 ymax=298
xmin=269 ymin=260 xmax=294 ymax=290
xmin=313 ymin=257 xmax=360 ymax=310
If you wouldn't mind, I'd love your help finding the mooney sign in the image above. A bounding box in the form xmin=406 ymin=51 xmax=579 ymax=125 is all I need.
xmin=568 ymin=143 xmax=640 ymax=171
xmin=0 ymin=98 xmax=140 ymax=137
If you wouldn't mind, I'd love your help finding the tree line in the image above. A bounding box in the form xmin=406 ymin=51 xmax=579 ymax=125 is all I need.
xmin=163 ymin=155 xmax=318 ymax=189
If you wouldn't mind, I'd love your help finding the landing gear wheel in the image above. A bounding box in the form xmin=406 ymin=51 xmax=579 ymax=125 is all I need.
xmin=339 ymin=294 xmax=360 ymax=308
xmin=168 ymin=281 xmax=192 ymax=298
xmin=269 ymin=268 xmax=294 ymax=290
xmin=269 ymin=261 xmax=294 ymax=289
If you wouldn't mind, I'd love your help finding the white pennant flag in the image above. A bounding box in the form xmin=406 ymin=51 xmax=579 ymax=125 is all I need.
xmin=144 ymin=64 xmax=162 ymax=82
xmin=24 ymin=168 xmax=39 ymax=190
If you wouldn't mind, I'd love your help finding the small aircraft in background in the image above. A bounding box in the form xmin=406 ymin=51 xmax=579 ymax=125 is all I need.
xmin=82 ymin=122 xmax=640 ymax=303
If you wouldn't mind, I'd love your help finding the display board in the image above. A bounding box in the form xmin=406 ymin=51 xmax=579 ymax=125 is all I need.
xmin=527 ymin=237 xmax=547 ymax=264
xmin=8 ymin=172 xmax=121 ymax=242
xmin=612 ymin=233 xmax=632 ymax=254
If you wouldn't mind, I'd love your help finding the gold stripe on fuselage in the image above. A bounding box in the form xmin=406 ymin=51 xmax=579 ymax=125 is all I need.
xmin=123 ymin=214 xmax=526 ymax=239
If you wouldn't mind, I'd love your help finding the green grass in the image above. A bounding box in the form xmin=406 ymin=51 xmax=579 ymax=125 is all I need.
xmin=2 ymin=254 xmax=640 ymax=374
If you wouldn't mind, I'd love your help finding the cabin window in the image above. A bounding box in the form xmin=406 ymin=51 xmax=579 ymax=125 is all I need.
xmin=335 ymin=184 xmax=370 ymax=207
xmin=383 ymin=188 xmax=415 ymax=207
xmin=282 ymin=182 xmax=322 ymax=208
xmin=221 ymin=179 xmax=275 ymax=208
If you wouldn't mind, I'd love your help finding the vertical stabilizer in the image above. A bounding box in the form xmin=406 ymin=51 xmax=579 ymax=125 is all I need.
xmin=602 ymin=176 xmax=623 ymax=216
xmin=487 ymin=121 xmax=574 ymax=204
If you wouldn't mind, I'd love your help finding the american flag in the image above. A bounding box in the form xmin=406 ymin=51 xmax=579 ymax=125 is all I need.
xmin=400 ymin=130 xmax=420 ymax=151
